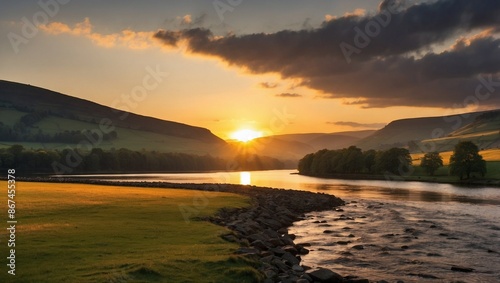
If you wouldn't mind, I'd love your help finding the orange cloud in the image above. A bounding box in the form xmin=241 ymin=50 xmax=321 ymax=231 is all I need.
xmin=344 ymin=8 xmax=366 ymax=17
xmin=181 ymin=15 xmax=192 ymax=25
xmin=39 ymin=18 xmax=157 ymax=49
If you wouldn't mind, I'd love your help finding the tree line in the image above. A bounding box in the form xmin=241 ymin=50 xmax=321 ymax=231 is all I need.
xmin=298 ymin=146 xmax=412 ymax=176
xmin=298 ymin=141 xmax=487 ymax=180
xmin=0 ymin=145 xmax=284 ymax=173
xmin=0 ymin=122 xmax=118 ymax=143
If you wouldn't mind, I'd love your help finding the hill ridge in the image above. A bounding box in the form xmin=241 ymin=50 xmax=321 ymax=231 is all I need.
xmin=0 ymin=80 xmax=224 ymax=144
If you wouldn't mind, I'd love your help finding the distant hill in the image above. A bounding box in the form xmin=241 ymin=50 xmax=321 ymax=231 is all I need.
xmin=239 ymin=130 xmax=376 ymax=161
xmin=308 ymin=130 xmax=375 ymax=150
xmin=355 ymin=110 xmax=500 ymax=152
xmin=0 ymin=80 xmax=225 ymax=154
xmin=420 ymin=110 xmax=500 ymax=151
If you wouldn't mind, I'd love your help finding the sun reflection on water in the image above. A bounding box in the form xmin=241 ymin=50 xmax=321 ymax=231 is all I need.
xmin=240 ymin=172 xmax=251 ymax=185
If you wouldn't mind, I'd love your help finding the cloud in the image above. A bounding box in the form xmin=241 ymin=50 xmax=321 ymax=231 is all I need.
xmin=153 ymin=0 xmax=500 ymax=108
xmin=324 ymin=14 xmax=336 ymax=22
xmin=344 ymin=8 xmax=366 ymax=17
xmin=260 ymin=82 xmax=278 ymax=89
xmin=328 ymin=121 xmax=386 ymax=129
xmin=275 ymin=92 xmax=302 ymax=98
xmin=39 ymin=18 xmax=157 ymax=49
xmin=181 ymin=15 xmax=192 ymax=25
xmin=180 ymin=13 xmax=207 ymax=27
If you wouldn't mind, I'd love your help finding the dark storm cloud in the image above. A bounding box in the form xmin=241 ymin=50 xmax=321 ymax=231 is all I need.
xmin=154 ymin=0 xmax=500 ymax=108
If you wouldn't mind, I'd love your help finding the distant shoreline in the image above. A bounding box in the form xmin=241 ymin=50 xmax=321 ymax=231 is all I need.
xmin=295 ymin=172 xmax=500 ymax=187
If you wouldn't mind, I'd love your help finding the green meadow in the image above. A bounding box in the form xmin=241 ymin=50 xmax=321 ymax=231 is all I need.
xmin=0 ymin=182 xmax=261 ymax=283
xmin=409 ymin=149 xmax=500 ymax=181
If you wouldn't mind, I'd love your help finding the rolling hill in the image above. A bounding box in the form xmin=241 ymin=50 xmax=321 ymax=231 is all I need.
xmin=355 ymin=111 xmax=483 ymax=151
xmin=0 ymin=80 xmax=225 ymax=155
xmin=420 ymin=110 xmax=500 ymax=152
xmin=233 ymin=130 xmax=376 ymax=161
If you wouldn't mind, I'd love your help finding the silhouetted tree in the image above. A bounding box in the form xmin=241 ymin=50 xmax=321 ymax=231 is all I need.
xmin=310 ymin=149 xmax=329 ymax=174
xmin=363 ymin=149 xmax=377 ymax=173
xmin=375 ymin=147 xmax=412 ymax=175
xmin=298 ymin=153 xmax=314 ymax=174
xmin=343 ymin=146 xmax=364 ymax=173
xmin=449 ymin=141 xmax=486 ymax=180
xmin=420 ymin=152 xmax=443 ymax=176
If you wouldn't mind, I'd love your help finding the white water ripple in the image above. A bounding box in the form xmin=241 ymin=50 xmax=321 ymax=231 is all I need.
xmin=290 ymin=199 xmax=500 ymax=283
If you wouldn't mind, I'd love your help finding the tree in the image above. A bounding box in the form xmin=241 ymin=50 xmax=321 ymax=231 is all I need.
xmin=420 ymin=152 xmax=443 ymax=176
xmin=342 ymin=146 xmax=364 ymax=173
xmin=375 ymin=147 xmax=412 ymax=175
xmin=449 ymin=141 xmax=486 ymax=180
xmin=362 ymin=149 xmax=377 ymax=173
xmin=310 ymin=149 xmax=329 ymax=175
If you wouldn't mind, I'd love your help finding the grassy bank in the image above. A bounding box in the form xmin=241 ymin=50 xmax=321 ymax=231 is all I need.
xmin=0 ymin=181 xmax=261 ymax=283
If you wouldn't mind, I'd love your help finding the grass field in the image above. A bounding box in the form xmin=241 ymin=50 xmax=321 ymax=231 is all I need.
xmin=409 ymin=149 xmax=500 ymax=182
xmin=0 ymin=182 xmax=260 ymax=283
xmin=411 ymin=148 xmax=500 ymax=165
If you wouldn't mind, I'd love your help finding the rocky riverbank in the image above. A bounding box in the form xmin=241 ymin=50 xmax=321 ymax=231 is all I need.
xmin=16 ymin=177 xmax=374 ymax=282
xmin=205 ymin=185 xmax=378 ymax=283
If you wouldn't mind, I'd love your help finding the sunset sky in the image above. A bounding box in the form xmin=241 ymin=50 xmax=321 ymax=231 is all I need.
xmin=1 ymin=0 xmax=499 ymax=139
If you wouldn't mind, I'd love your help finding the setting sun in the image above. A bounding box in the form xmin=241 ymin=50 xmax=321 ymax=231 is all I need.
xmin=230 ymin=129 xmax=263 ymax=142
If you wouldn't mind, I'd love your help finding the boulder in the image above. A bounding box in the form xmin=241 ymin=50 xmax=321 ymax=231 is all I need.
xmin=283 ymin=245 xmax=298 ymax=255
xmin=270 ymin=247 xmax=286 ymax=256
xmin=251 ymin=240 xmax=270 ymax=251
xmin=292 ymin=264 xmax=304 ymax=272
xmin=271 ymin=258 xmax=290 ymax=272
xmin=308 ymin=268 xmax=344 ymax=283
xmin=299 ymin=247 xmax=310 ymax=255
xmin=281 ymin=252 xmax=300 ymax=266
xmin=263 ymin=269 xmax=277 ymax=279
xmin=451 ymin=266 xmax=474 ymax=272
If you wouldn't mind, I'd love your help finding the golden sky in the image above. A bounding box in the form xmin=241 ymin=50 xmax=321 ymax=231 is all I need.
xmin=1 ymin=0 xmax=498 ymax=139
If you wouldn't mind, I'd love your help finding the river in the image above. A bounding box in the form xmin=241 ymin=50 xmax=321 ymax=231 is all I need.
xmin=62 ymin=170 xmax=500 ymax=283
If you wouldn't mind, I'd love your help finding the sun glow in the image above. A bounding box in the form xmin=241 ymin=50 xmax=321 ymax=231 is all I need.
xmin=240 ymin=172 xmax=251 ymax=185
xmin=230 ymin=129 xmax=263 ymax=142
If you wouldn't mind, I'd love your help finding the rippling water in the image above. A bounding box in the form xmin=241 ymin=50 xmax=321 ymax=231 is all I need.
xmin=291 ymin=200 xmax=500 ymax=282
xmin=60 ymin=170 xmax=500 ymax=282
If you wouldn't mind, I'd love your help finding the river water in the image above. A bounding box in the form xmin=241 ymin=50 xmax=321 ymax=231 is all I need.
xmin=63 ymin=170 xmax=500 ymax=283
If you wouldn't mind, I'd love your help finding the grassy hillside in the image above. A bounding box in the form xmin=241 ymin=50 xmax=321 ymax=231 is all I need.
xmin=0 ymin=181 xmax=260 ymax=283
xmin=421 ymin=110 xmax=500 ymax=152
xmin=0 ymin=108 xmax=226 ymax=155
xmin=356 ymin=113 xmax=481 ymax=150
xmin=0 ymin=80 xmax=227 ymax=155
xmin=0 ymin=80 xmax=223 ymax=144
xmin=355 ymin=110 xmax=500 ymax=152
